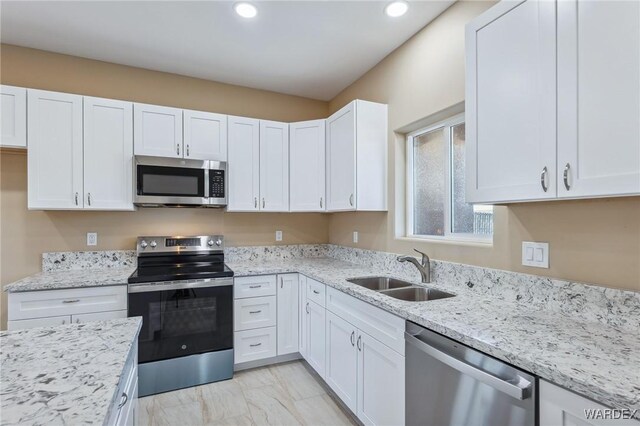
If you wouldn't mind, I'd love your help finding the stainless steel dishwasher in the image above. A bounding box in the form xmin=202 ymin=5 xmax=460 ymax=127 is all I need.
xmin=406 ymin=322 xmax=536 ymax=426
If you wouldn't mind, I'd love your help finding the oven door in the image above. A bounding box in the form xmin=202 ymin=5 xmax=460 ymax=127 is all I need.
xmin=128 ymin=278 xmax=233 ymax=363
xmin=134 ymin=156 xmax=209 ymax=206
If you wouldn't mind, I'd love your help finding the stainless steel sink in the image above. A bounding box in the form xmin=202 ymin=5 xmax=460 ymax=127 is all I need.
xmin=346 ymin=276 xmax=414 ymax=291
xmin=378 ymin=286 xmax=455 ymax=302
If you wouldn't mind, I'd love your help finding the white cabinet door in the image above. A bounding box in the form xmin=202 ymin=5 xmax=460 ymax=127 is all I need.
xmin=228 ymin=116 xmax=260 ymax=211
xmin=557 ymin=0 xmax=640 ymax=198
xmin=290 ymin=119 xmax=326 ymax=212
xmin=306 ymin=300 xmax=326 ymax=378
xmin=357 ymin=332 xmax=405 ymax=426
xmin=277 ymin=274 xmax=299 ymax=356
xmin=133 ymin=103 xmax=183 ymax=158
xmin=71 ymin=309 xmax=127 ymax=325
xmin=465 ymin=0 xmax=557 ymax=203
xmin=83 ymin=97 xmax=134 ymax=211
xmin=539 ymin=380 xmax=637 ymax=426
xmin=183 ymin=109 xmax=227 ymax=161
xmin=299 ymin=275 xmax=308 ymax=358
xmin=27 ymin=89 xmax=84 ymax=210
xmin=7 ymin=315 xmax=71 ymax=330
xmin=325 ymin=311 xmax=358 ymax=412
xmin=1 ymin=85 xmax=27 ymax=148
xmin=326 ymin=102 xmax=356 ymax=211
xmin=259 ymin=120 xmax=289 ymax=211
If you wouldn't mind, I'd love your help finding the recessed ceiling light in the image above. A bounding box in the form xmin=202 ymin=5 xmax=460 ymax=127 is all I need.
xmin=234 ymin=2 xmax=257 ymax=19
xmin=385 ymin=1 xmax=408 ymax=18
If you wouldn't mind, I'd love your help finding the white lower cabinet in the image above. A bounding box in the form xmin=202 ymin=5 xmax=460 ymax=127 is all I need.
xmin=7 ymin=315 xmax=71 ymax=330
xmin=277 ymin=274 xmax=299 ymax=355
xmin=107 ymin=342 xmax=138 ymax=426
xmin=305 ymin=299 xmax=326 ymax=378
xmin=234 ymin=296 xmax=277 ymax=331
xmin=234 ymin=327 xmax=277 ymax=364
xmin=540 ymin=380 xmax=637 ymax=426
xmin=325 ymin=310 xmax=358 ymax=412
xmin=299 ymin=275 xmax=308 ymax=358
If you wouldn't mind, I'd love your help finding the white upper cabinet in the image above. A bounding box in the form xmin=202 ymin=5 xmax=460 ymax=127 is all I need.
xmin=134 ymin=103 xmax=183 ymax=158
xmin=228 ymin=116 xmax=260 ymax=211
xmin=466 ymin=0 xmax=557 ymax=203
xmin=557 ymin=0 xmax=640 ymax=198
xmin=1 ymin=85 xmax=27 ymax=148
xmin=183 ymin=109 xmax=227 ymax=161
xmin=290 ymin=119 xmax=326 ymax=212
xmin=259 ymin=120 xmax=289 ymax=212
xmin=28 ymin=89 xmax=84 ymax=210
xmin=326 ymin=100 xmax=387 ymax=212
xmin=83 ymin=97 xmax=134 ymax=210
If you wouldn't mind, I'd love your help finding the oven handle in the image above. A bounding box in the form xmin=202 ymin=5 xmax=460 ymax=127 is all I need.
xmin=128 ymin=277 xmax=234 ymax=293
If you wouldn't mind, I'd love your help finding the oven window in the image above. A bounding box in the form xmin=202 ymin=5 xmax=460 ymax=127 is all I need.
xmin=129 ymin=285 xmax=233 ymax=363
xmin=137 ymin=165 xmax=205 ymax=197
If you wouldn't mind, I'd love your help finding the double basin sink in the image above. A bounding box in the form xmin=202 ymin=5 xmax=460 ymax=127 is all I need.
xmin=346 ymin=277 xmax=455 ymax=302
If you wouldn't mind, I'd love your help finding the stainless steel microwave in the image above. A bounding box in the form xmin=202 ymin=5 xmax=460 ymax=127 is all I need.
xmin=134 ymin=156 xmax=227 ymax=207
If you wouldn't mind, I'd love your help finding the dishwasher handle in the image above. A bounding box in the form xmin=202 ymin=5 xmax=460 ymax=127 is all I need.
xmin=405 ymin=332 xmax=532 ymax=400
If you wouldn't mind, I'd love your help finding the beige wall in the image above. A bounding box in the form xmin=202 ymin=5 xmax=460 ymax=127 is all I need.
xmin=0 ymin=45 xmax=330 ymax=329
xmin=328 ymin=1 xmax=640 ymax=292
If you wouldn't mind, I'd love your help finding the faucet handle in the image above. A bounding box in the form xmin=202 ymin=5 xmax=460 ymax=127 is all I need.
xmin=413 ymin=248 xmax=430 ymax=265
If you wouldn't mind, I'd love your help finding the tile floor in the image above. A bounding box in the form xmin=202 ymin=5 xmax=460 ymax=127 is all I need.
xmin=138 ymin=360 xmax=357 ymax=426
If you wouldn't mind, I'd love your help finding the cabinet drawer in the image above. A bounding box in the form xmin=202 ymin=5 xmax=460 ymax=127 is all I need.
xmin=234 ymin=296 xmax=277 ymax=331
xmin=8 ymin=286 xmax=128 ymax=321
xmin=234 ymin=327 xmax=277 ymax=364
xmin=306 ymin=277 xmax=326 ymax=307
xmin=234 ymin=275 xmax=277 ymax=299
xmin=72 ymin=309 xmax=128 ymax=325
xmin=7 ymin=315 xmax=71 ymax=330
xmin=326 ymin=287 xmax=405 ymax=355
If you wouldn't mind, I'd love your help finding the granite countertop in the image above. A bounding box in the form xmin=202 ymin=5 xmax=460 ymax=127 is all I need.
xmin=0 ymin=317 xmax=142 ymax=426
xmin=4 ymin=267 xmax=134 ymax=293
xmin=227 ymin=258 xmax=640 ymax=416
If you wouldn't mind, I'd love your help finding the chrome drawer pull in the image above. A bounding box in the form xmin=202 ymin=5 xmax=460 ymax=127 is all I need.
xmin=118 ymin=392 xmax=128 ymax=409
xmin=249 ymin=310 xmax=262 ymax=314
xmin=313 ymin=290 xmax=320 ymax=294
xmin=249 ymin=285 xmax=262 ymax=289
xmin=250 ymin=343 xmax=262 ymax=347
xmin=62 ymin=299 xmax=80 ymax=304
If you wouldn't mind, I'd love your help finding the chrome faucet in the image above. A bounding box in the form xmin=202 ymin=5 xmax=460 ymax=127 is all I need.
xmin=397 ymin=249 xmax=431 ymax=283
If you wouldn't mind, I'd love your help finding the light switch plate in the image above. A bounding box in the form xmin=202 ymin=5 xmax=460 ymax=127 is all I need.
xmin=353 ymin=231 xmax=358 ymax=243
xmin=87 ymin=232 xmax=98 ymax=246
xmin=522 ymin=242 xmax=549 ymax=268
xmin=275 ymin=230 xmax=283 ymax=242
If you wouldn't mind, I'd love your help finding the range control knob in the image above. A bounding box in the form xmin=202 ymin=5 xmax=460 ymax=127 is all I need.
xmin=215 ymin=238 xmax=222 ymax=247
xmin=150 ymin=241 xmax=157 ymax=248
xmin=140 ymin=240 xmax=148 ymax=249
xmin=207 ymin=239 xmax=214 ymax=247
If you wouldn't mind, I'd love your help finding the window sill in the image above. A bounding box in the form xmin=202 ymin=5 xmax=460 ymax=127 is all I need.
xmin=398 ymin=235 xmax=494 ymax=247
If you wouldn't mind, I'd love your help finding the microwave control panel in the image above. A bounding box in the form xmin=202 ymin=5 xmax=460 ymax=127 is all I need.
xmin=210 ymin=169 xmax=226 ymax=198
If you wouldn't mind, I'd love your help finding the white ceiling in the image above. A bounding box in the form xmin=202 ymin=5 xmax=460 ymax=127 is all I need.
xmin=0 ymin=1 xmax=454 ymax=100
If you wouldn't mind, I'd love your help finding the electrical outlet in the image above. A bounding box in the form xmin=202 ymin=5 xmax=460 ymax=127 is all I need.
xmin=275 ymin=230 xmax=283 ymax=242
xmin=353 ymin=231 xmax=358 ymax=243
xmin=87 ymin=232 xmax=98 ymax=246
xmin=522 ymin=241 xmax=549 ymax=268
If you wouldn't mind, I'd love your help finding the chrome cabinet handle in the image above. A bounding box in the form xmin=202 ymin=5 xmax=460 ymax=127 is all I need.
xmin=118 ymin=392 xmax=128 ymax=409
xmin=177 ymin=144 xmax=180 ymax=156
xmin=62 ymin=299 xmax=80 ymax=304
xmin=540 ymin=167 xmax=548 ymax=192
xmin=75 ymin=318 xmax=80 ymax=324
xmin=563 ymin=163 xmax=571 ymax=190
xmin=349 ymin=193 xmax=354 ymax=206
xmin=249 ymin=285 xmax=262 ymax=289
xmin=250 ymin=343 xmax=262 ymax=347
xmin=87 ymin=192 xmax=92 ymax=206
xmin=313 ymin=290 xmax=320 ymax=294
xmin=254 ymin=197 xmax=257 ymax=208
xmin=306 ymin=302 xmax=309 ymax=314
xmin=61 ymin=319 xmax=66 ymax=325
xmin=186 ymin=144 xmax=190 ymax=157
xmin=262 ymin=198 xmax=265 ymax=208
xmin=320 ymin=197 xmax=323 ymax=208
xmin=249 ymin=310 xmax=262 ymax=314
xmin=357 ymin=335 xmax=362 ymax=351
xmin=75 ymin=192 xmax=79 ymax=206
xmin=350 ymin=331 xmax=355 ymax=346
xmin=280 ymin=277 xmax=283 ymax=288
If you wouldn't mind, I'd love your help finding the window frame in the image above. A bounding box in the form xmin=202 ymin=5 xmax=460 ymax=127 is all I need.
xmin=405 ymin=113 xmax=493 ymax=244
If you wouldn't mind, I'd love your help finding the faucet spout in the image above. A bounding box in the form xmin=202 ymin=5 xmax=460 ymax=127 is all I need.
xmin=397 ymin=249 xmax=431 ymax=283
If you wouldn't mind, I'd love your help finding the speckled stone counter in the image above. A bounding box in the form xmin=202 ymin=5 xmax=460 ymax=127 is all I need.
xmin=0 ymin=317 xmax=142 ymax=425
xmin=4 ymin=267 xmax=134 ymax=293
xmin=227 ymin=257 xmax=640 ymax=417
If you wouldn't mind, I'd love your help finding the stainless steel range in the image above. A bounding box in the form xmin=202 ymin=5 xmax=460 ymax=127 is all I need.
xmin=127 ymin=235 xmax=234 ymax=397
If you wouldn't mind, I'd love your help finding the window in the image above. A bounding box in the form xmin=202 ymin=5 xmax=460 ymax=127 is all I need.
xmin=407 ymin=114 xmax=493 ymax=241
